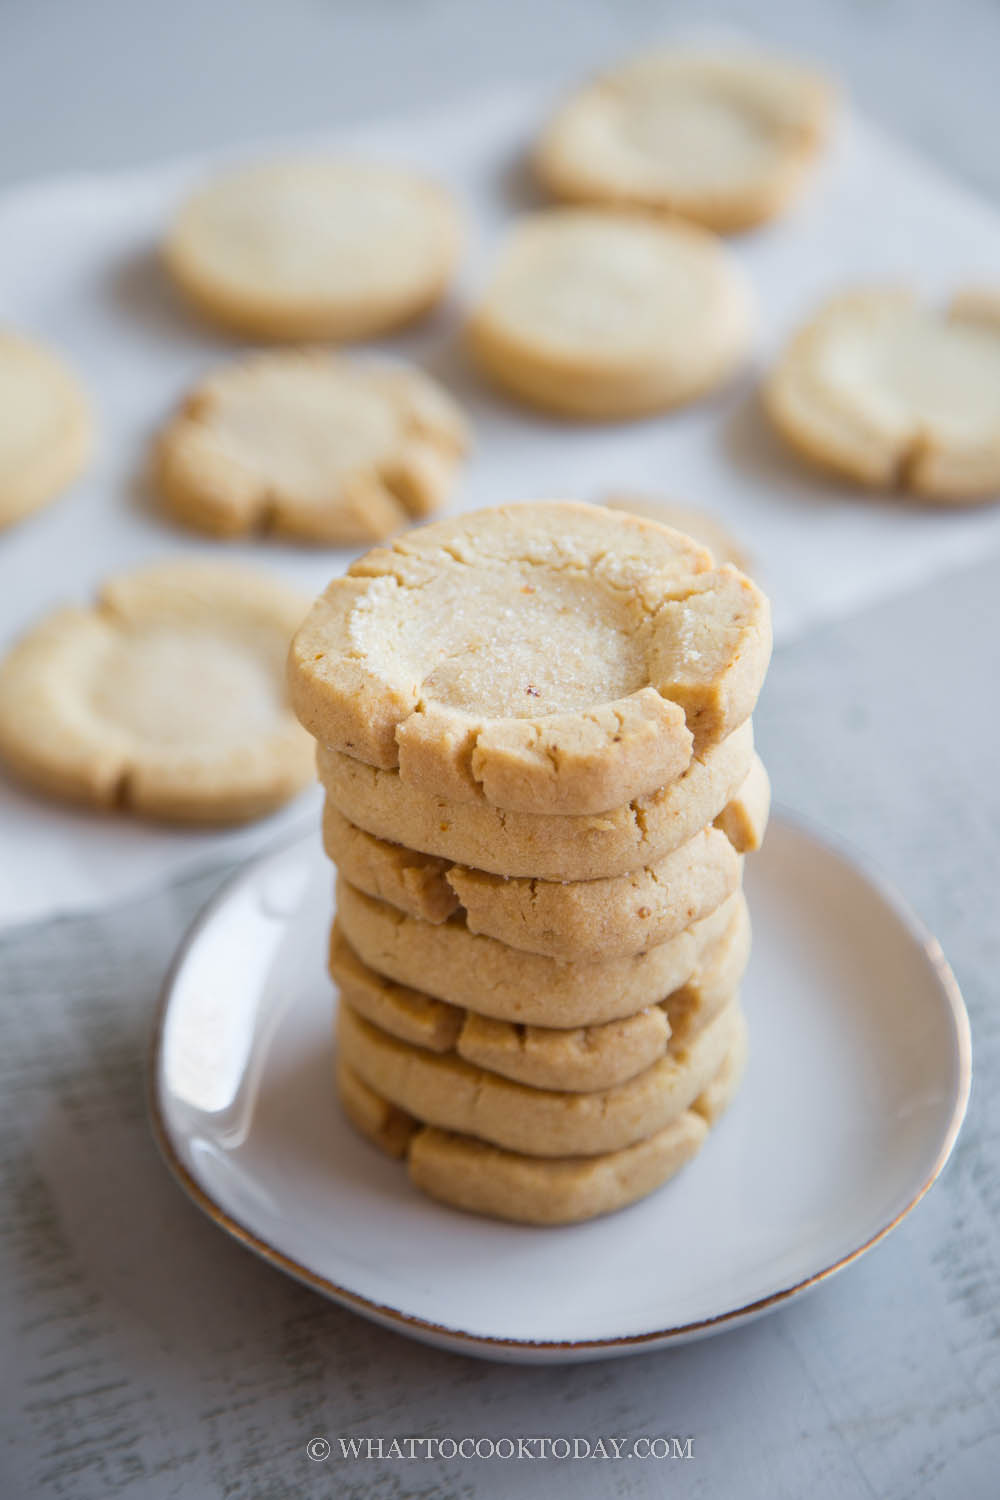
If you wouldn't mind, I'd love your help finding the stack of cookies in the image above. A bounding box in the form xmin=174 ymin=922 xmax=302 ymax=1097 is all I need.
xmin=289 ymin=502 xmax=772 ymax=1225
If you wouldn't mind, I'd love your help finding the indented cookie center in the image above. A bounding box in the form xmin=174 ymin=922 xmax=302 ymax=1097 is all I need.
xmin=494 ymin=227 xmax=703 ymax=349
xmin=0 ymin=358 xmax=65 ymax=467
xmin=194 ymin=172 xmax=439 ymax=297
xmin=206 ymin=376 xmax=400 ymax=499
xmin=358 ymin=565 xmax=651 ymax=718
xmin=823 ymin=313 xmax=1000 ymax=436
xmin=92 ymin=626 xmax=285 ymax=746
xmin=619 ymin=88 xmax=780 ymax=185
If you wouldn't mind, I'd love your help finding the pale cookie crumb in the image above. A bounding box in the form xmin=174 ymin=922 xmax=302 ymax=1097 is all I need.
xmin=0 ymin=560 xmax=313 ymax=824
xmin=467 ymin=210 xmax=753 ymax=419
xmin=165 ymin=157 xmax=461 ymax=340
xmin=155 ymin=352 xmax=469 ymax=544
xmin=765 ymin=285 xmax=1000 ymax=503
xmin=0 ymin=329 xmax=93 ymax=530
xmin=535 ymin=47 xmax=833 ymax=233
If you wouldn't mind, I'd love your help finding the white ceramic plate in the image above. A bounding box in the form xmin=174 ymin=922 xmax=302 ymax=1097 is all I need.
xmin=150 ymin=814 xmax=970 ymax=1364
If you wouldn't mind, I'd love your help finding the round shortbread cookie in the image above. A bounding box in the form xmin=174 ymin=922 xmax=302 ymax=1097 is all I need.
xmin=292 ymin=502 xmax=770 ymax=817
xmin=466 ymin=210 xmax=753 ymax=418
xmin=155 ymin=352 xmax=469 ymax=544
xmin=330 ymin=898 xmax=749 ymax=1092
xmin=317 ymin=718 xmax=755 ymax=882
xmin=164 ymin=158 xmax=461 ymax=340
xmin=336 ymin=995 xmax=740 ymax=1157
xmin=323 ymin=802 xmax=742 ymax=960
xmin=765 ymin=287 xmax=1000 ymax=502
xmin=0 ymin=561 xmax=313 ymax=823
xmin=336 ymin=1054 xmax=712 ymax=1225
xmin=333 ymin=878 xmax=742 ymax=1028
xmin=0 ymin=330 xmax=92 ymax=530
xmin=603 ymin=493 xmax=753 ymax=575
xmin=534 ymin=48 xmax=832 ymax=233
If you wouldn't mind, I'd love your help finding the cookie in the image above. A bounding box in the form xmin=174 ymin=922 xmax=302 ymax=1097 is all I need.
xmin=331 ymin=925 xmax=465 ymax=1052
xmin=324 ymin=802 xmax=740 ymax=960
xmin=466 ymin=210 xmax=753 ymax=418
xmin=0 ymin=330 xmax=92 ymax=530
xmin=603 ymin=493 xmax=753 ymax=575
xmin=665 ymin=895 xmax=751 ymax=1045
xmin=333 ymin=878 xmax=742 ymax=1028
xmin=713 ymin=751 xmax=770 ymax=855
xmin=334 ymin=931 xmax=670 ymax=1092
xmin=317 ymin=719 xmax=755 ymax=882
xmin=164 ymin=157 xmax=461 ymax=340
xmin=336 ymin=995 xmax=740 ymax=1157
xmin=0 ymin=561 xmax=312 ymax=823
xmin=691 ymin=1012 xmax=749 ymax=1124
xmin=534 ymin=48 xmax=832 ymax=233
xmin=331 ymin=897 xmax=749 ymax=1093
xmin=463 ymin=897 xmax=748 ymax=1091
xmin=765 ymin=287 xmax=1000 ymax=502
xmin=155 ymin=352 xmax=469 ymax=544
xmin=323 ymin=807 xmax=458 ymax=925
xmin=336 ymin=1053 xmax=419 ymax=1160
xmin=453 ymin=1007 xmax=674 ymax=1097
xmin=406 ymin=1108 xmax=705 ymax=1226
xmin=337 ymin=1055 xmax=711 ymax=1224
xmin=292 ymin=502 xmax=770 ymax=817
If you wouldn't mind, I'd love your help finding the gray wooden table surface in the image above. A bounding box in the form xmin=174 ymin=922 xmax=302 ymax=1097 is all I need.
xmin=2 ymin=3 xmax=999 ymax=1497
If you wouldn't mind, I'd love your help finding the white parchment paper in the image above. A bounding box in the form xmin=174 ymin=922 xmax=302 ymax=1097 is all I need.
xmin=2 ymin=84 xmax=1000 ymax=928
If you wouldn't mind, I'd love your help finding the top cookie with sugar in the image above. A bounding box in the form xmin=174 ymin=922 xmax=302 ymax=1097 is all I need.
xmin=289 ymin=501 xmax=771 ymax=816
